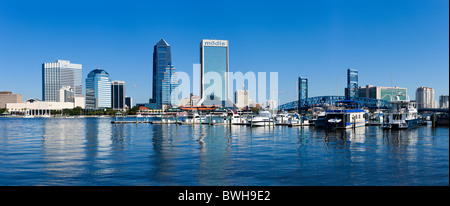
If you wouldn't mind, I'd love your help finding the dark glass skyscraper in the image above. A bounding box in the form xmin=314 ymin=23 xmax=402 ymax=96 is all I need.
xmin=298 ymin=77 xmax=308 ymax=113
xmin=112 ymin=81 xmax=125 ymax=111
xmin=346 ymin=69 xmax=358 ymax=100
xmin=151 ymin=39 xmax=171 ymax=109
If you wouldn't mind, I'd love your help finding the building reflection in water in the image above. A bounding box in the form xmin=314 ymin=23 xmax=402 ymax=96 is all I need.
xmin=197 ymin=125 xmax=233 ymax=185
xmin=42 ymin=118 xmax=87 ymax=184
xmin=147 ymin=124 xmax=183 ymax=185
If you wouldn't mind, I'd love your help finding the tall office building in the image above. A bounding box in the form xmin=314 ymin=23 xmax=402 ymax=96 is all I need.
xmin=85 ymin=69 xmax=111 ymax=109
xmin=235 ymin=88 xmax=249 ymax=109
xmin=111 ymin=81 xmax=125 ymax=111
xmin=298 ymin=77 xmax=308 ymax=112
xmin=345 ymin=69 xmax=358 ymax=100
xmin=439 ymin=95 xmax=449 ymax=109
xmin=125 ymin=97 xmax=133 ymax=109
xmin=42 ymin=60 xmax=82 ymax=101
xmin=161 ymin=65 xmax=179 ymax=108
xmin=151 ymin=39 xmax=172 ymax=109
xmin=199 ymin=39 xmax=230 ymax=106
xmin=416 ymin=87 xmax=435 ymax=109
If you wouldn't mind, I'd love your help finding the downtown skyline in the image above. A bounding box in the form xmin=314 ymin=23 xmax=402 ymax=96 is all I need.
xmin=0 ymin=0 xmax=448 ymax=105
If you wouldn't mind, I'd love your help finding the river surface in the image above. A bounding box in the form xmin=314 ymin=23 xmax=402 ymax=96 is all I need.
xmin=0 ymin=117 xmax=448 ymax=186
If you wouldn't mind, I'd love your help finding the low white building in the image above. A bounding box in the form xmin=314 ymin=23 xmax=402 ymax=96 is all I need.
xmin=6 ymin=98 xmax=84 ymax=115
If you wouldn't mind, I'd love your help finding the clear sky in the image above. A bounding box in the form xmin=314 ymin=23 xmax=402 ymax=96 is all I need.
xmin=0 ymin=0 xmax=448 ymax=105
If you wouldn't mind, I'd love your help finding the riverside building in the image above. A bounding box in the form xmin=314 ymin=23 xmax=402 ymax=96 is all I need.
xmin=358 ymin=85 xmax=407 ymax=101
xmin=150 ymin=39 xmax=172 ymax=109
xmin=42 ymin=60 xmax=82 ymax=102
xmin=0 ymin=91 xmax=22 ymax=108
xmin=416 ymin=87 xmax=436 ymax=109
xmin=198 ymin=39 xmax=232 ymax=107
xmin=111 ymin=81 xmax=125 ymax=111
xmin=161 ymin=65 xmax=179 ymax=109
xmin=85 ymin=69 xmax=111 ymax=109
xmin=439 ymin=95 xmax=449 ymax=109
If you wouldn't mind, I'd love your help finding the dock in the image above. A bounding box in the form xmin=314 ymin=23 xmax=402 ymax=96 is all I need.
xmin=111 ymin=121 xmax=152 ymax=124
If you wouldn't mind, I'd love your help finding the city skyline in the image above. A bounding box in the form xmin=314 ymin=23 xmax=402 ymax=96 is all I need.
xmin=0 ymin=0 xmax=448 ymax=105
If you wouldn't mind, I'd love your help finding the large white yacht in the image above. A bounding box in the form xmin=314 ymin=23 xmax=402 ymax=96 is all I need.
xmin=383 ymin=100 xmax=419 ymax=129
xmin=250 ymin=110 xmax=274 ymax=126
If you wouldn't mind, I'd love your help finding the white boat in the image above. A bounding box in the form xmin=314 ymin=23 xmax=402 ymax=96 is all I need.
xmin=183 ymin=112 xmax=204 ymax=124
xmin=226 ymin=111 xmax=247 ymax=124
xmin=23 ymin=115 xmax=35 ymax=118
xmin=326 ymin=109 xmax=366 ymax=129
xmin=324 ymin=100 xmax=366 ymax=129
xmin=41 ymin=114 xmax=51 ymax=118
xmin=275 ymin=110 xmax=289 ymax=124
xmin=383 ymin=100 xmax=419 ymax=129
xmin=367 ymin=111 xmax=384 ymax=125
xmin=250 ymin=110 xmax=274 ymax=126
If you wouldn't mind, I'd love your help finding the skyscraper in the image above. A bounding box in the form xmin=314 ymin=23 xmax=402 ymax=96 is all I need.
xmin=111 ymin=81 xmax=125 ymax=111
xmin=439 ymin=95 xmax=449 ymax=109
xmin=161 ymin=64 xmax=179 ymax=108
xmin=416 ymin=87 xmax=435 ymax=109
xmin=85 ymin=69 xmax=111 ymax=109
xmin=42 ymin=60 xmax=82 ymax=101
xmin=345 ymin=69 xmax=358 ymax=100
xmin=235 ymin=86 xmax=249 ymax=109
xmin=298 ymin=77 xmax=308 ymax=113
xmin=151 ymin=39 xmax=172 ymax=109
xmin=199 ymin=39 xmax=230 ymax=106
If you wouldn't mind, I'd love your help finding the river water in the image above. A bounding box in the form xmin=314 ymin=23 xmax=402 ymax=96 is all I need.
xmin=0 ymin=117 xmax=448 ymax=186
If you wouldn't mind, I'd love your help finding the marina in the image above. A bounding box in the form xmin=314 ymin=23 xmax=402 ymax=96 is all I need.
xmin=0 ymin=117 xmax=447 ymax=186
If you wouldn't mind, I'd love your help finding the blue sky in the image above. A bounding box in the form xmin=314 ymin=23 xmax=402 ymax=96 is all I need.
xmin=0 ymin=0 xmax=448 ymax=105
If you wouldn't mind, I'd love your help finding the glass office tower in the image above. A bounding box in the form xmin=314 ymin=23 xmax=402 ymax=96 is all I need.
xmin=346 ymin=69 xmax=358 ymax=100
xmin=111 ymin=81 xmax=125 ymax=111
xmin=161 ymin=65 xmax=179 ymax=108
xmin=85 ymin=69 xmax=111 ymax=109
xmin=298 ymin=77 xmax=308 ymax=113
xmin=42 ymin=60 xmax=82 ymax=101
xmin=199 ymin=39 xmax=229 ymax=106
xmin=151 ymin=39 xmax=172 ymax=109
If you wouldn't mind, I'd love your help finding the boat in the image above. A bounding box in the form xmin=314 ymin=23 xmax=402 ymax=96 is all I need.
xmin=367 ymin=111 xmax=384 ymax=125
xmin=312 ymin=111 xmax=327 ymax=127
xmin=326 ymin=109 xmax=366 ymax=129
xmin=274 ymin=110 xmax=289 ymax=124
xmin=250 ymin=110 xmax=274 ymax=126
xmin=323 ymin=100 xmax=366 ymax=129
xmin=182 ymin=112 xmax=204 ymax=124
xmin=23 ymin=114 xmax=35 ymax=118
xmin=383 ymin=100 xmax=419 ymax=129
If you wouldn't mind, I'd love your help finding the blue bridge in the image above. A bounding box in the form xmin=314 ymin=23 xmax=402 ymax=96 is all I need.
xmin=279 ymin=96 xmax=392 ymax=112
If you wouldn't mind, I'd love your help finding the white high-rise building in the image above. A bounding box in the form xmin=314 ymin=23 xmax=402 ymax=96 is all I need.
xmin=416 ymin=87 xmax=435 ymax=109
xmin=42 ymin=60 xmax=82 ymax=102
xmin=235 ymin=89 xmax=249 ymax=109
